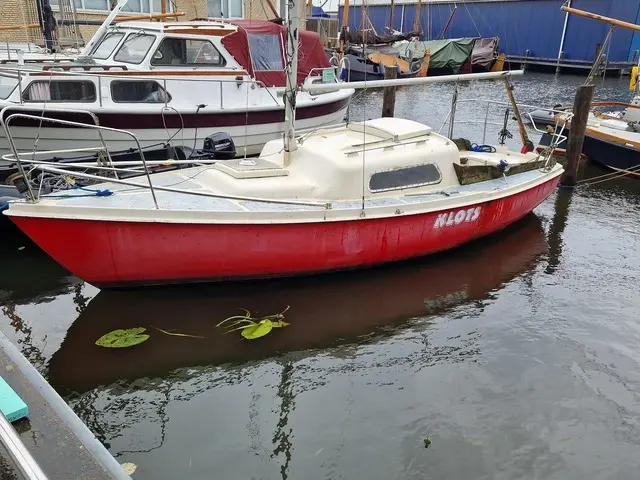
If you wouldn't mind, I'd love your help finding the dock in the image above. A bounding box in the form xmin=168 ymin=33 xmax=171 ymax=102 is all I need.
xmin=0 ymin=330 xmax=131 ymax=479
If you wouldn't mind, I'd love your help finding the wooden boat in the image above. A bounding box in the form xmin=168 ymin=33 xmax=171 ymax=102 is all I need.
xmin=1 ymin=0 xmax=563 ymax=289
xmin=536 ymin=5 xmax=640 ymax=175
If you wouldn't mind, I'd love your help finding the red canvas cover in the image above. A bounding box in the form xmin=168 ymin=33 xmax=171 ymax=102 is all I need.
xmin=221 ymin=19 xmax=330 ymax=88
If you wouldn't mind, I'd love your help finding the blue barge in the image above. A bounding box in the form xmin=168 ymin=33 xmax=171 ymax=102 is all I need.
xmin=338 ymin=0 xmax=640 ymax=74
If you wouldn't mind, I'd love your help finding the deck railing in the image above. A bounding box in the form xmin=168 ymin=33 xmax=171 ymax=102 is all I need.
xmin=0 ymin=65 xmax=341 ymax=110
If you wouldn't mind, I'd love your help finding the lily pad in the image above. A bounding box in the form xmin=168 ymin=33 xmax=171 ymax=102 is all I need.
xmin=241 ymin=320 xmax=274 ymax=340
xmin=95 ymin=328 xmax=150 ymax=348
xmin=121 ymin=462 xmax=137 ymax=474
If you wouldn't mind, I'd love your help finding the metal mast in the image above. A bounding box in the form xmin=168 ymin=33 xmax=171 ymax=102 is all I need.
xmin=283 ymin=0 xmax=300 ymax=166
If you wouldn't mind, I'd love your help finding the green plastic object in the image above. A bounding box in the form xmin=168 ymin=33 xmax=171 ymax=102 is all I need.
xmin=0 ymin=376 xmax=28 ymax=422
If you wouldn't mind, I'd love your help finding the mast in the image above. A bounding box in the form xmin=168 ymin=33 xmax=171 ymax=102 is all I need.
xmin=283 ymin=0 xmax=300 ymax=166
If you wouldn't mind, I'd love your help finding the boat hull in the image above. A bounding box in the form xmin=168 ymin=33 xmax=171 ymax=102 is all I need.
xmin=7 ymin=174 xmax=560 ymax=288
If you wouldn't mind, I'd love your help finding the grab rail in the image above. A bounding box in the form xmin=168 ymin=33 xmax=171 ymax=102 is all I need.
xmin=0 ymin=66 xmax=296 ymax=109
xmin=0 ymin=107 xmax=159 ymax=208
xmin=438 ymin=98 xmax=573 ymax=147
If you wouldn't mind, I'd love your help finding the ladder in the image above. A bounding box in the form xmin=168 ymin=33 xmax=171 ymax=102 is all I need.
xmin=55 ymin=0 xmax=84 ymax=49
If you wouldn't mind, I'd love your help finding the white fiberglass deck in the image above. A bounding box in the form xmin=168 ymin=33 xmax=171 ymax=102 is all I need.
xmin=4 ymin=166 xmax=558 ymax=221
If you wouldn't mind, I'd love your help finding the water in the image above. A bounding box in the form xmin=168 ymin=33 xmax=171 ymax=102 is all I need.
xmin=2 ymin=73 xmax=640 ymax=479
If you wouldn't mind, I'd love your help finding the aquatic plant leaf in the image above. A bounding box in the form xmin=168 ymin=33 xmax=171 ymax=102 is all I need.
xmin=271 ymin=320 xmax=290 ymax=328
xmin=241 ymin=320 xmax=274 ymax=340
xmin=121 ymin=462 xmax=137 ymax=475
xmin=215 ymin=310 xmax=252 ymax=327
xmin=153 ymin=327 xmax=205 ymax=339
xmin=95 ymin=328 xmax=149 ymax=348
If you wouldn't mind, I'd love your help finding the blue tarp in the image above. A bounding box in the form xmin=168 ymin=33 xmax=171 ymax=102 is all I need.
xmin=312 ymin=6 xmax=330 ymax=18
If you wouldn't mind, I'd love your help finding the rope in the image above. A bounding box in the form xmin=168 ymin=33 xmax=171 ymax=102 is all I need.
xmin=471 ymin=143 xmax=496 ymax=153
xmin=42 ymin=185 xmax=113 ymax=198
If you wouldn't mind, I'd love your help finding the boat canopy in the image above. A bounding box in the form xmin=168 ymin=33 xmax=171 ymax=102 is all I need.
xmin=222 ymin=20 xmax=330 ymax=87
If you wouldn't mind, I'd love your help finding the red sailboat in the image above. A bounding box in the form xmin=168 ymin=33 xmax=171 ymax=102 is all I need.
xmin=1 ymin=1 xmax=564 ymax=289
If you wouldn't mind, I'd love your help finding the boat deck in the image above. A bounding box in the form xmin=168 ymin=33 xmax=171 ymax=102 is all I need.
xmin=23 ymin=165 xmax=554 ymax=216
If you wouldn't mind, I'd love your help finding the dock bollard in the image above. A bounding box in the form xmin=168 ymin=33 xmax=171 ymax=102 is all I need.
xmin=560 ymin=83 xmax=595 ymax=187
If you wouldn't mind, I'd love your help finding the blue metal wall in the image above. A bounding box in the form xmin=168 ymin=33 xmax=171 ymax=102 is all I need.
xmin=339 ymin=0 xmax=640 ymax=64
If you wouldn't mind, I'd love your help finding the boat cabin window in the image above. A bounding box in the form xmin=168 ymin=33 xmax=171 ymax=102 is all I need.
xmin=150 ymin=38 xmax=226 ymax=66
xmin=369 ymin=164 xmax=441 ymax=192
xmin=111 ymin=80 xmax=171 ymax=103
xmin=0 ymin=75 xmax=18 ymax=100
xmin=114 ymin=33 xmax=156 ymax=64
xmin=247 ymin=33 xmax=283 ymax=71
xmin=22 ymin=80 xmax=97 ymax=103
xmin=91 ymin=31 xmax=125 ymax=60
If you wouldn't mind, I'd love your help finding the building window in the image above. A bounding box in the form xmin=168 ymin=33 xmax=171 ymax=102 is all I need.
xmin=49 ymin=0 xmax=172 ymax=13
xmin=369 ymin=164 xmax=441 ymax=192
xmin=151 ymin=38 xmax=225 ymax=66
xmin=111 ymin=80 xmax=171 ymax=103
xmin=113 ymin=33 xmax=156 ymax=64
xmin=23 ymin=81 xmax=97 ymax=103
xmin=247 ymin=33 xmax=283 ymax=71
xmin=207 ymin=0 xmax=243 ymax=18
xmin=90 ymin=32 xmax=125 ymax=59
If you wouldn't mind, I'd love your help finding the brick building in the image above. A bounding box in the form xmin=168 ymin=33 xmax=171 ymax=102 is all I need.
xmin=0 ymin=0 xmax=305 ymax=47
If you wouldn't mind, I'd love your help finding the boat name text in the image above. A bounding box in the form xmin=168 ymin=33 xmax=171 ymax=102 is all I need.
xmin=433 ymin=207 xmax=481 ymax=229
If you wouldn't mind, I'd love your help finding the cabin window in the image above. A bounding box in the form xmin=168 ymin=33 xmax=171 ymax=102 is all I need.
xmin=247 ymin=33 xmax=283 ymax=71
xmin=207 ymin=0 xmax=242 ymax=18
xmin=22 ymin=80 xmax=96 ymax=103
xmin=369 ymin=164 xmax=441 ymax=192
xmin=111 ymin=80 xmax=171 ymax=103
xmin=91 ymin=31 xmax=125 ymax=59
xmin=114 ymin=33 xmax=156 ymax=64
xmin=0 ymin=75 xmax=18 ymax=100
xmin=150 ymin=38 xmax=225 ymax=66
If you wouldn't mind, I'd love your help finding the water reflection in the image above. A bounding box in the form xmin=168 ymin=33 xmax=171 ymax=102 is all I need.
xmin=47 ymin=214 xmax=548 ymax=395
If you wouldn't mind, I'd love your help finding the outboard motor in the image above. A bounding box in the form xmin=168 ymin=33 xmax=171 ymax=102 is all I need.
xmin=202 ymin=133 xmax=236 ymax=160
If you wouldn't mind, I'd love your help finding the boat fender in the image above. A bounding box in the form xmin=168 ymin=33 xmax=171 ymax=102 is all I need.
xmin=498 ymin=159 xmax=509 ymax=172
xmin=0 ymin=201 xmax=8 ymax=212
xmin=520 ymin=140 xmax=534 ymax=154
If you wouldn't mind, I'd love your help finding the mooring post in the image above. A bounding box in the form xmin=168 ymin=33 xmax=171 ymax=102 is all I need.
xmin=560 ymin=83 xmax=595 ymax=187
xmin=382 ymin=65 xmax=398 ymax=117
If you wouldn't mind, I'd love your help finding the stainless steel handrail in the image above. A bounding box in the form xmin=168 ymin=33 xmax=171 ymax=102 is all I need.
xmin=0 ymin=66 xmax=287 ymax=108
xmin=438 ymin=98 xmax=573 ymax=147
xmin=1 ymin=110 xmax=159 ymax=208
xmin=0 ymin=412 xmax=49 ymax=480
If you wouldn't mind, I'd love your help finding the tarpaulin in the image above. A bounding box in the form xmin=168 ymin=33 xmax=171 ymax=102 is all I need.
xmin=222 ymin=20 xmax=331 ymax=88
xmin=349 ymin=37 xmax=476 ymax=75
xmin=471 ymin=37 xmax=499 ymax=71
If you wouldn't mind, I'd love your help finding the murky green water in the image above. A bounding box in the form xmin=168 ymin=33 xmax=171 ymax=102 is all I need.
xmin=2 ymin=73 xmax=640 ymax=479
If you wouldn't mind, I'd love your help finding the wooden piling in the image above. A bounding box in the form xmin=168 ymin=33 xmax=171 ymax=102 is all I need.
xmin=561 ymin=84 xmax=595 ymax=187
xmin=382 ymin=65 xmax=398 ymax=117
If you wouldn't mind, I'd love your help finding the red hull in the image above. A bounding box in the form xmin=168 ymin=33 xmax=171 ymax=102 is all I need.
xmin=9 ymin=176 xmax=560 ymax=287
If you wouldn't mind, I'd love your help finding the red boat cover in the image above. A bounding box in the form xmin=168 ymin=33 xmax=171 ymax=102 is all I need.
xmin=222 ymin=20 xmax=330 ymax=87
